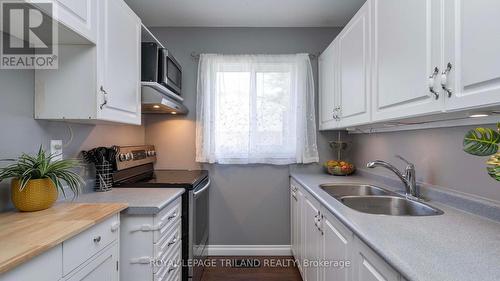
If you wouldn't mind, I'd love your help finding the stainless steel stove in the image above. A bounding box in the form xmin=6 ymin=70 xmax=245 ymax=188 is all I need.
xmin=110 ymin=145 xmax=209 ymax=281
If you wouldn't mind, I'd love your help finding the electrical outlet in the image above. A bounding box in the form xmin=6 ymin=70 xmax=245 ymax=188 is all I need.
xmin=50 ymin=140 xmax=63 ymax=161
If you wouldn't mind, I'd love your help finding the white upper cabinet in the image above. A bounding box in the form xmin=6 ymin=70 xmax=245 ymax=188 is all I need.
xmin=53 ymin=0 xmax=97 ymax=43
xmin=371 ymin=0 xmax=443 ymax=122
xmin=35 ymin=0 xmax=142 ymax=125
xmin=442 ymin=0 xmax=500 ymax=111
xmin=33 ymin=0 xmax=97 ymax=44
xmin=338 ymin=1 xmax=371 ymax=127
xmin=319 ymin=40 xmax=340 ymax=130
xmin=96 ymin=0 xmax=141 ymax=124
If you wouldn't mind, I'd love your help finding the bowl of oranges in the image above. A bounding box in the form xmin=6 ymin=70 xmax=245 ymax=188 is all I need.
xmin=324 ymin=160 xmax=355 ymax=176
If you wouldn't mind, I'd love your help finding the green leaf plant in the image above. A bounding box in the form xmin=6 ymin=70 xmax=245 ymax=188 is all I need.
xmin=0 ymin=146 xmax=83 ymax=198
xmin=463 ymin=123 xmax=500 ymax=182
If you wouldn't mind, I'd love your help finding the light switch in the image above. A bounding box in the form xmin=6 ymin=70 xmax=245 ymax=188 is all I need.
xmin=50 ymin=140 xmax=63 ymax=161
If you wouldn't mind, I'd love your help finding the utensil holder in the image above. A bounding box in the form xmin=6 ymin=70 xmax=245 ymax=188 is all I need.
xmin=95 ymin=163 xmax=113 ymax=192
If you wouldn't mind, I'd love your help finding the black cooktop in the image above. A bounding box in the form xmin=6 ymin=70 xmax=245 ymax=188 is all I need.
xmin=118 ymin=169 xmax=208 ymax=189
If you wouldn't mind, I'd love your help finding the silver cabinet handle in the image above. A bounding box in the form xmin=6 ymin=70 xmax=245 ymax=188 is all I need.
xmin=333 ymin=106 xmax=341 ymax=121
xmin=167 ymin=264 xmax=178 ymax=273
xmin=167 ymin=236 xmax=178 ymax=247
xmin=100 ymin=86 xmax=108 ymax=109
xmin=167 ymin=212 xmax=178 ymax=221
xmin=428 ymin=67 xmax=440 ymax=100
xmin=93 ymin=236 xmax=102 ymax=243
xmin=441 ymin=62 xmax=453 ymax=97
xmin=110 ymin=221 xmax=120 ymax=232
xmin=130 ymin=256 xmax=151 ymax=264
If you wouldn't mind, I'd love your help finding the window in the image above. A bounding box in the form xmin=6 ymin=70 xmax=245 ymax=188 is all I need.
xmin=196 ymin=54 xmax=318 ymax=165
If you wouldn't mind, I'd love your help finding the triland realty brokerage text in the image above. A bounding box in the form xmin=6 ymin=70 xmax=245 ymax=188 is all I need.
xmin=150 ymin=258 xmax=351 ymax=269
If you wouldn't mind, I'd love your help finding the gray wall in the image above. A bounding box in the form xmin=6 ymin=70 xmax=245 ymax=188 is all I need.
xmin=349 ymin=125 xmax=500 ymax=203
xmin=0 ymin=68 xmax=145 ymax=211
xmin=146 ymin=27 xmax=341 ymax=245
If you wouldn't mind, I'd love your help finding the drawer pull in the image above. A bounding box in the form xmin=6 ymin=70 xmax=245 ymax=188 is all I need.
xmin=168 ymin=264 xmax=178 ymax=273
xmin=167 ymin=212 xmax=178 ymax=221
xmin=131 ymin=223 xmax=162 ymax=232
xmin=130 ymin=256 xmax=151 ymax=264
xmin=110 ymin=221 xmax=120 ymax=232
xmin=93 ymin=236 xmax=102 ymax=243
xmin=167 ymin=236 xmax=178 ymax=247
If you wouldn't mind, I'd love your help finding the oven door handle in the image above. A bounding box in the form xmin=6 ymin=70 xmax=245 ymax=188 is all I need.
xmin=193 ymin=179 xmax=210 ymax=197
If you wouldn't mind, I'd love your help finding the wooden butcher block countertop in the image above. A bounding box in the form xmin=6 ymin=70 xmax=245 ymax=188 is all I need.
xmin=0 ymin=202 xmax=128 ymax=274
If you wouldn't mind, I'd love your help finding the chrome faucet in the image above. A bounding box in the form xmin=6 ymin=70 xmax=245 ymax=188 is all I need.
xmin=366 ymin=155 xmax=419 ymax=199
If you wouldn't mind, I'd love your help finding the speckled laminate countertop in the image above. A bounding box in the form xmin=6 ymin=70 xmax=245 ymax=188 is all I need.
xmin=290 ymin=170 xmax=500 ymax=281
xmin=74 ymin=188 xmax=185 ymax=215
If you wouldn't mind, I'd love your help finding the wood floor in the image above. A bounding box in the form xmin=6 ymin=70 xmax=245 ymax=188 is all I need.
xmin=201 ymin=256 xmax=303 ymax=281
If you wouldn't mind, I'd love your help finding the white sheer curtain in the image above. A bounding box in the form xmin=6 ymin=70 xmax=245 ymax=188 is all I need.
xmin=195 ymin=54 xmax=318 ymax=165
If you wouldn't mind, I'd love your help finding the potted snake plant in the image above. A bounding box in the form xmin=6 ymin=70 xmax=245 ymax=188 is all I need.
xmin=0 ymin=147 xmax=83 ymax=212
xmin=463 ymin=123 xmax=500 ymax=181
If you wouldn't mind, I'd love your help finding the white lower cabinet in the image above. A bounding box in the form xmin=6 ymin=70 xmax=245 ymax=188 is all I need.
xmin=120 ymin=197 xmax=182 ymax=281
xmin=0 ymin=214 xmax=121 ymax=281
xmin=290 ymin=180 xmax=402 ymax=281
xmin=0 ymin=245 xmax=63 ymax=281
xmin=352 ymin=237 xmax=400 ymax=281
xmin=303 ymin=195 xmax=322 ymax=281
xmin=321 ymin=209 xmax=353 ymax=281
xmin=64 ymin=242 xmax=119 ymax=281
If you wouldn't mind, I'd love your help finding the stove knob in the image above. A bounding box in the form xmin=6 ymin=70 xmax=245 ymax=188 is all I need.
xmin=126 ymin=152 xmax=134 ymax=161
xmin=118 ymin=153 xmax=127 ymax=162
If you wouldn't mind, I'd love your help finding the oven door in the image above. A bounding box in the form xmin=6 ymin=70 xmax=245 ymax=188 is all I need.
xmin=188 ymin=179 xmax=209 ymax=281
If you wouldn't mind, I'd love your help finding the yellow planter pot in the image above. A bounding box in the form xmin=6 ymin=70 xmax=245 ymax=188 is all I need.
xmin=11 ymin=178 xmax=58 ymax=212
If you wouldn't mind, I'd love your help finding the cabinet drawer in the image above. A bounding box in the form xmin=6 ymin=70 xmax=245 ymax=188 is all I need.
xmin=154 ymin=245 xmax=181 ymax=281
xmin=0 ymin=245 xmax=62 ymax=281
xmin=62 ymin=214 xmax=120 ymax=275
xmin=154 ymin=198 xmax=182 ymax=243
xmin=154 ymin=220 xmax=182 ymax=272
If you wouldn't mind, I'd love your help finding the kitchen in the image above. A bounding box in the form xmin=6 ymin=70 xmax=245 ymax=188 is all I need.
xmin=0 ymin=0 xmax=499 ymax=281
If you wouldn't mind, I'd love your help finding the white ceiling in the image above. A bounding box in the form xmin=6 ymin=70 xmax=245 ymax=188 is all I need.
xmin=124 ymin=0 xmax=366 ymax=27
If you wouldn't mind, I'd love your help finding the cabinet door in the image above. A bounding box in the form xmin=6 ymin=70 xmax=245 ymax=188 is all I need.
xmin=65 ymin=243 xmax=119 ymax=281
xmin=295 ymin=188 xmax=304 ymax=275
xmin=321 ymin=210 xmax=352 ymax=281
xmin=303 ymin=196 xmax=322 ymax=281
xmin=97 ymin=0 xmax=141 ymax=125
xmin=319 ymin=40 xmax=340 ymax=130
xmin=55 ymin=0 xmax=97 ymax=43
xmin=33 ymin=0 xmax=97 ymax=43
xmin=0 ymin=245 xmax=62 ymax=281
xmin=443 ymin=0 xmax=500 ymax=111
xmin=352 ymin=237 xmax=400 ymax=281
xmin=372 ymin=0 xmax=443 ymax=122
xmin=290 ymin=185 xmax=299 ymax=257
xmin=338 ymin=1 xmax=371 ymax=128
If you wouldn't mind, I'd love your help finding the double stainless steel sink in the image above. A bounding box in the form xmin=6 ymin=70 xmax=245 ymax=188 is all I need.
xmin=320 ymin=184 xmax=443 ymax=216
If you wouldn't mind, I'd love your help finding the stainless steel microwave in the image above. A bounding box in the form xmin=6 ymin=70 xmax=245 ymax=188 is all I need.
xmin=141 ymin=42 xmax=182 ymax=96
